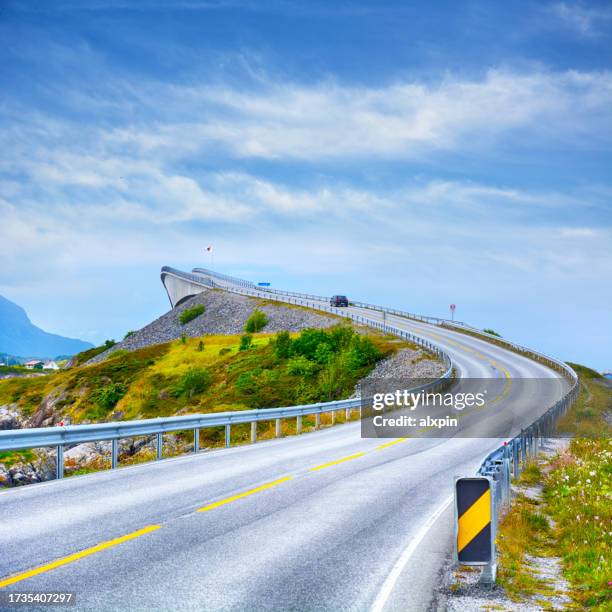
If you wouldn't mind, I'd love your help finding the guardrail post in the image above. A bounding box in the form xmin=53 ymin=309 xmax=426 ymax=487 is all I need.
xmin=275 ymin=418 xmax=282 ymax=438
xmin=156 ymin=433 xmax=163 ymax=460
xmin=225 ymin=424 xmax=231 ymax=448
xmin=56 ymin=445 xmax=64 ymax=479
xmin=251 ymin=421 xmax=257 ymax=443
xmin=315 ymin=413 xmax=321 ymax=429
xmin=331 ymin=410 xmax=336 ymax=425
xmin=193 ymin=428 xmax=200 ymax=453
xmin=345 ymin=407 xmax=351 ymax=421
xmin=512 ymin=441 xmax=519 ymax=479
xmin=111 ymin=439 xmax=118 ymax=469
xmin=296 ymin=415 xmax=302 ymax=434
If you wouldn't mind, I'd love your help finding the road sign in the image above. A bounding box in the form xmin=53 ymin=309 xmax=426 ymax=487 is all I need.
xmin=257 ymin=282 xmax=271 ymax=287
xmin=450 ymin=304 xmax=456 ymax=311
xmin=455 ymin=477 xmax=494 ymax=565
xmin=450 ymin=304 xmax=456 ymax=321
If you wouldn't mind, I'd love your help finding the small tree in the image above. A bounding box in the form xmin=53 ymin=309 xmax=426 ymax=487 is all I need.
xmin=245 ymin=309 xmax=269 ymax=333
xmin=274 ymin=331 xmax=292 ymax=359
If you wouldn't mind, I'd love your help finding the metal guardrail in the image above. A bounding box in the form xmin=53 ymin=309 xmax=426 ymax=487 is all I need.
xmin=192 ymin=268 xmax=465 ymax=325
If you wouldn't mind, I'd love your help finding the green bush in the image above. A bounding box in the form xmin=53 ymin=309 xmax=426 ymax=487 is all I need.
xmin=104 ymin=339 xmax=116 ymax=349
xmin=347 ymin=336 xmax=382 ymax=370
xmin=124 ymin=331 xmax=135 ymax=340
xmin=274 ymin=331 xmax=292 ymax=359
xmin=286 ymin=355 xmax=319 ymax=376
xmin=197 ymin=340 xmax=205 ymax=352
xmin=245 ymin=309 xmax=269 ymax=333
xmin=175 ymin=367 xmax=212 ymax=397
xmin=219 ymin=347 xmax=231 ymax=356
xmin=239 ymin=334 xmax=253 ymax=351
xmin=91 ymin=382 xmax=127 ymax=410
xmin=179 ymin=304 xmax=205 ymax=325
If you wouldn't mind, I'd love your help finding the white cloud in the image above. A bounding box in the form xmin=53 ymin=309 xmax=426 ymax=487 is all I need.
xmin=93 ymin=68 xmax=612 ymax=161
xmin=551 ymin=2 xmax=612 ymax=38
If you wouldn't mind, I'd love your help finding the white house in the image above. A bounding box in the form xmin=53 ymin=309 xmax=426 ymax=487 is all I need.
xmin=25 ymin=360 xmax=44 ymax=370
xmin=43 ymin=360 xmax=60 ymax=371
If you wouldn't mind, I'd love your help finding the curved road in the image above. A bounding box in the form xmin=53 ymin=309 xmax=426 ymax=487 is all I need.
xmin=0 ymin=276 xmax=567 ymax=612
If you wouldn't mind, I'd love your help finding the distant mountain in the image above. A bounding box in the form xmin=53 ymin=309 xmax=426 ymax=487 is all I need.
xmin=0 ymin=295 xmax=93 ymax=359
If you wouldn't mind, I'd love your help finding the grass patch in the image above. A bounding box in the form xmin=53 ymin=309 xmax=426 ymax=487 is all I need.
xmin=0 ymin=450 xmax=36 ymax=467
xmin=497 ymin=364 xmax=611 ymax=610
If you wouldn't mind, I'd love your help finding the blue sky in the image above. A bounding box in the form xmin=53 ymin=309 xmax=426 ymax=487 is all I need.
xmin=0 ymin=0 xmax=610 ymax=368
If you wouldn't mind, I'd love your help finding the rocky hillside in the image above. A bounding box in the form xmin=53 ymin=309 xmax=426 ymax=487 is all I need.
xmin=86 ymin=290 xmax=339 ymax=365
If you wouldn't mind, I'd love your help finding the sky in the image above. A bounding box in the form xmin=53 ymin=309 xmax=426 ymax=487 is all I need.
xmin=0 ymin=0 xmax=611 ymax=369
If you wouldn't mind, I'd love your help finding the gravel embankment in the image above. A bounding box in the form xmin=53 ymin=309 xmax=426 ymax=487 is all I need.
xmin=86 ymin=290 xmax=339 ymax=365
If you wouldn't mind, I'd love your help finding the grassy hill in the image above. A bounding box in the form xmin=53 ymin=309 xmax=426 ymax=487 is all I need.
xmin=0 ymin=325 xmax=409 ymax=427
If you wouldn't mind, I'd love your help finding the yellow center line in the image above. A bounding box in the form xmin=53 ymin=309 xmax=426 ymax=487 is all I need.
xmin=376 ymin=438 xmax=409 ymax=451
xmin=197 ymin=476 xmax=293 ymax=512
xmin=0 ymin=525 xmax=161 ymax=589
xmin=309 ymin=452 xmax=366 ymax=472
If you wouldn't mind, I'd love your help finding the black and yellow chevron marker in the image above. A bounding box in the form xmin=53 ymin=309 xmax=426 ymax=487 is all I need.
xmin=455 ymin=477 xmax=493 ymax=564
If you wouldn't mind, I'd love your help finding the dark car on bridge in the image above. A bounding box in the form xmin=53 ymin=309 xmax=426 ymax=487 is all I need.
xmin=330 ymin=295 xmax=349 ymax=307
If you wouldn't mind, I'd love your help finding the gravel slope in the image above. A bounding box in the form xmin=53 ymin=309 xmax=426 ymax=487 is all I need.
xmin=86 ymin=290 xmax=339 ymax=365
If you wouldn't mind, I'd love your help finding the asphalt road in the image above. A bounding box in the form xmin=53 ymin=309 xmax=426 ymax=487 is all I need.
xmin=0 ymin=290 xmax=567 ymax=612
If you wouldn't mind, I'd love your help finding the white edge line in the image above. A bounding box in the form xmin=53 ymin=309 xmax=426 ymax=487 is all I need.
xmin=371 ymin=494 xmax=454 ymax=612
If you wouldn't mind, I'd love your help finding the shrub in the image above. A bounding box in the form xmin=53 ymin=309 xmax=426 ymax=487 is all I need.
xmin=239 ymin=334 xmax=253 ymax=351
xmin=347 ymin=336 xmax=382 ymax=370
xmin=274 ymin=331 xmax=292 ymax=359
xmin=104 ymin=339 xmax=116 ymax=349
xmin=245 ymin=309 xmax=269 ymax=333
xmin=179 ymin=304 xmax=205 ymax=325
xmin=483 ymin=328 xmax=502 ymax=337
xmin=291 ymin=328 xmax=330 ymax=360
xmin=219 ymin=347 xmax=231 ymax=356
xmin=197 ymin=340 xmax=205 ymax=352
xmin=314 ymin=342 xmax=333 ymax=364
xmin=175 ymin=367 xmax=212 ymax=397
xmin=91 ymin=382 xmax=127 ymax=410
xmin=124 ymin=331 xmax=135 ymax=340
xmin=286 ymin=355 xmax=319 ymax=376
xmin=235 ymin=371 xmax=259 ymax=396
